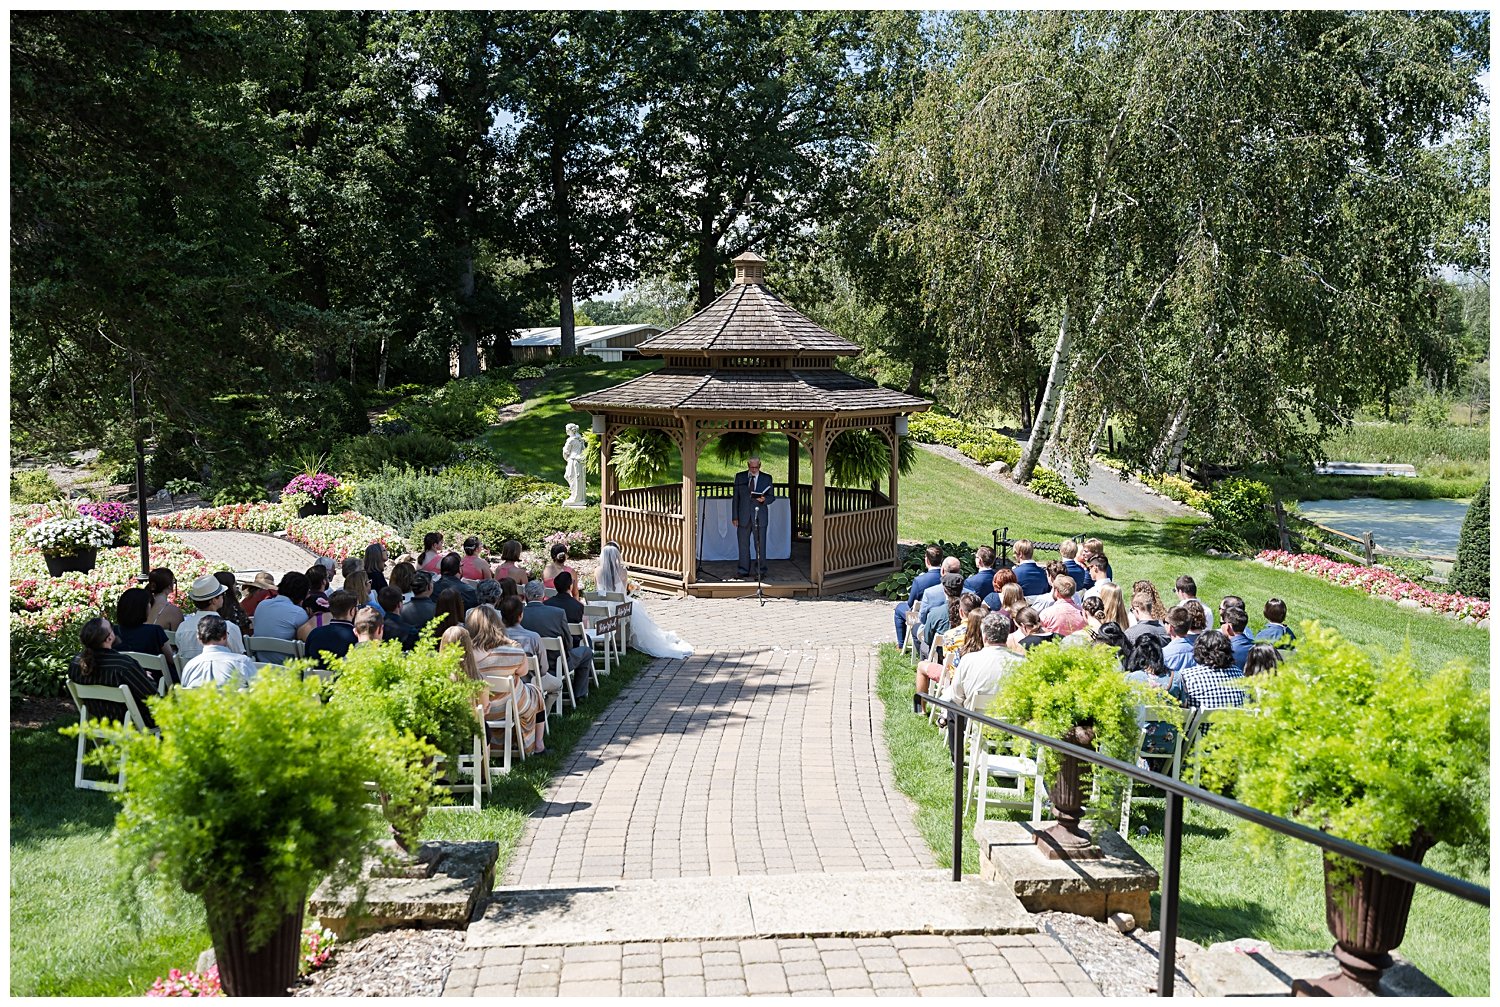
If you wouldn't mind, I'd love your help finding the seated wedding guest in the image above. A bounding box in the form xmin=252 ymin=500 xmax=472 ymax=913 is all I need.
xmin=1175 ymin=575 xmax=1214 ymax=629
xmin=177 ymin=576 xmax=247 ymax=665
xmin=1183 ymin=599 xmax=1208 ymax=641
xmin=434 ymin=553 xmax=479 ymax=610
xmin=1089 ymin=622 xmax=1132 ymax=665
xmin=69 ymin=616 xmax=159 ymax=729
xmin=145 ymin=567 xmax=184 ymax=632
xmin=1122 ymin=635 xmax=1186 ymax=762
xmin=1255 ymin=598 xmax=1297 ymax=650
xmin=389 ymin=561 xmax=417 ymax=603
xmin=404 ymin=572 xmax=438 ymax=631
xmin=431 ymin=588 xmax=467 ymax=636
xmin=1082 ymin=555 xmax=1113 ymax=600
xmin=439 ymin=625 xmax=490 ymax=736
xmin=377 ymin=586 xmax=419 ymax=650
xmin=304 ymin=564 xmax=330 ymax=606
xmin=1080 ymin=538 xmax=1113 ymax=580
xmin=419 ymin=532 xmax=445 ymax=573
xmin=466 ymin=604 xmax=545 ymax=755
xmin=1218 ymin=594 xmax=1247 ymax=636
xmin=1059 ymin=539 xmax=1092 ymax=590
xmin=341 ymin=556 xmax=363 ymax=585
xmin=1040 ymin=575 xmax=1089 ymax=635
xmin=214 ymin=571 xmax=253 ymax=638
xmin=520 ymin=580 xmax=593 ymax=699
xmin=1162 ymin=605 xmax=1197 ymax=671
xmin=964 ymin=546 xmax=1003 ymax=598
xmin=919 ymin=573 xmax=966 ymax=654
xmin=1125 ymin=588 xmax=1170 ymax=646
xmin=474 ymin=578 xmax=504 ymax=609
xmin=544 ymin=571 xmax=587 ymax=643
xmin=365 ymin=542 xmax=390 ymax=592
xmin=1180 ymin=630 xmax=1245 ymax=710
xmin=460 ymin=537 xmax=493 ymax=581
xmin=1010 ymin=540 xmax=1051 ymax=601
xmin=542 ymin=544 xmax=579 ymax=597
xmin=295 ymin=594 xmax=332 ymax=643
xmin=989 ymin=582 xmax=1028 ymax=621
xmin=493 ymin=540 xmax=530 ymax=586
xmin=252 ymin=572 xmax=309 ymax=649
xmin=1243 ymin=643 xmax=1283 ymax=678
xmin=916 ymin=556 xmax=963 ymax=622
xmin=915 ymin=594 xmax=983 ymax=710
xmin=113 ymin=587 xmax=176 ymax=669
xmin=982 ymin=568 xmax=1018 ymax=611
xmin=1222 ymin=605 xmax=1254 ymax=671
xmin=939 ymin=612 xmax=1020 ymax=710
xmin=1128 ymin=579 xmax=1169 ymax=626
xmin=242 ymin=572 xmax=278 ymax=618
xmin=895 ymin=545 xmax=944 ymax=647
xmin=1010 ymin=606 xmax=1060 ymax=651
xmin=1078 ymin=595 xmax=1106 ymax=634
xmin=498 ymin=595 xmax=563 ymax=698
xmin=352 ymin=605 xmax=384 ymax=647
xmin=1097 ymin=582 xmax=1130 ymax=632
xmin=345 ymin=568 xmax=381 ymax=616
xmin=305 ymin=591 xmax=359 ymax=664
xmin=179 ymin=615 xmax=256 ymax=689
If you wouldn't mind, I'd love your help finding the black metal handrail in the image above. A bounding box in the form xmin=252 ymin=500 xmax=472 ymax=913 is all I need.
xmin=919 ymin=692 xmax=1489 ymax=997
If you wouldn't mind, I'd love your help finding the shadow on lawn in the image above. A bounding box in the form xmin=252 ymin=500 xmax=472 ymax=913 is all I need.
xmin=10 ymin=718 xmax=119 ymax=845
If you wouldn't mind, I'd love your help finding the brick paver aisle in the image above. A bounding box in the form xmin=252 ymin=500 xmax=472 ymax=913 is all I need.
xmin=505 ymin=596 xmax=931 ymax=884
xmin=168 ymin=529 xmax=322 ymax=576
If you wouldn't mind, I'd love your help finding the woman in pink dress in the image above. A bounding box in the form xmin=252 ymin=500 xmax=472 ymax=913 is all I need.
xmin=493 ymin=539 xmax=529 ymax=586
xmin=418 ymin=532 xmax=445 ymax=573
xmin=459 ymin=537 xmax=493 ymax=580
xmin=541 ymin=543 xmax=579 ymax=599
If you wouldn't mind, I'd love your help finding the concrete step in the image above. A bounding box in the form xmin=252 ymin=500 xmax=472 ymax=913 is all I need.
xmin=466 ymin=870 xmax=1036 ymax=948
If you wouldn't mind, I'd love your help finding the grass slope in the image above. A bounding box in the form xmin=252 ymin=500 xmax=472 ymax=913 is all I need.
xmin=9 ymin=650 xmax=651 ymax=995
xmin=874 ymin=647 xmax=1489 ymax=996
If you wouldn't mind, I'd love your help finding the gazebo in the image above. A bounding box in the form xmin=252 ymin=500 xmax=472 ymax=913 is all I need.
xmin=569 ymin=252 xmax=931 ymax=597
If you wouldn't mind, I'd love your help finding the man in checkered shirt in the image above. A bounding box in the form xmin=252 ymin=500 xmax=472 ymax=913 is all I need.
xmin=1180 ymin=630 xmax=1246 ymax=709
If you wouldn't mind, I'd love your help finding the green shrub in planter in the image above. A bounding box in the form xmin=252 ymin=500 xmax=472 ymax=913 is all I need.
xmin=1449 ymin=479 xmax=1489 ymax=600
xmin=410 ymin=503 xmax=602 ymax=557
xmin=1201 ymin=622 xmax=1488 ymax=858
xmin=990 ymin=641 xmax=1160 ymax=811
xmin=71 ymin=668 xmax=420 ymax=994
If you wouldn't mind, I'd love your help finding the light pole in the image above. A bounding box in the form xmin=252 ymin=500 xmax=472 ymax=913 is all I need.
xmin=131 ymin=371 xmax=150 ymax=578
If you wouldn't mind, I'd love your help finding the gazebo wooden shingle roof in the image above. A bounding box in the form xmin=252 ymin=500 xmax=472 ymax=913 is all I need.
xmin=570 ymin=251 xmax=930 ymax=597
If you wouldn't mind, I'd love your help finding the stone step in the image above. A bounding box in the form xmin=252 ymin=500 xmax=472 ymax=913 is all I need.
xmin=466 ymin=870 xmax=1036 ymax=948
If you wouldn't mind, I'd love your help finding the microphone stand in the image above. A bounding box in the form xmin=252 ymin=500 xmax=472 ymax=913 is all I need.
xmin=753 ymin=497 xmax=766 ymax=607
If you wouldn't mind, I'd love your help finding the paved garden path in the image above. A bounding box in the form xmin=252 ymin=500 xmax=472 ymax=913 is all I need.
xmin=443 ymin=595 xmax=1104 ymax=997
xmin=166 ymin=530 xmax=329 ymax=581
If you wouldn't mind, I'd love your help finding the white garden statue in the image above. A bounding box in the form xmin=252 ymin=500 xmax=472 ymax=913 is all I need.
xmin=562 ymin=422 xmax=588 ymax=508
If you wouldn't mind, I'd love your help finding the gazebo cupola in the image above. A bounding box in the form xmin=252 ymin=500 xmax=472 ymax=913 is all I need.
xmin=570 ymin=251 xmax=930 ymax=597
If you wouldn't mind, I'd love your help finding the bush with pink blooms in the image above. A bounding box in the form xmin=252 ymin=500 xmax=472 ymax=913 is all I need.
xmin=149 ymin=502 xmax=406 ymax=562
xmin=283 ymin=471 xmax=341 ymax=502
xmin=300 ymin=925 xmax=337 ymax=973
xmin=1256 ymin=550 xmax=1490 ymax=622
xmin=145 ymin=966 xmax=223 ymax=997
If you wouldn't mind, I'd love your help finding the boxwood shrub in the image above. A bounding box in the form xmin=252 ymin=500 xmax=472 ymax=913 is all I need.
xmin=1449 ymin=479 xmax=1489 ymax=600
xmin=410 ymin=503 xmax=601 ymax=557
xmin=349 ymin=466 xmax=569 ymax=535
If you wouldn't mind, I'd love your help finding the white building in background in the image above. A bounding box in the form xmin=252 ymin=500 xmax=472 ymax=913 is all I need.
xmin=510 ymin=323 xmax=663 ymax=363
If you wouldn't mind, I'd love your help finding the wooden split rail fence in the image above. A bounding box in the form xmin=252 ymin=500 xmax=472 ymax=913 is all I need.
xmin=1272 ymin=499 xmax=1457 ymax=576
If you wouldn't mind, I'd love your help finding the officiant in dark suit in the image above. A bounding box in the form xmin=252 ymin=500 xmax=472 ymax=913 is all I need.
xmin=732 ymin=456 xmax=775 ymax=577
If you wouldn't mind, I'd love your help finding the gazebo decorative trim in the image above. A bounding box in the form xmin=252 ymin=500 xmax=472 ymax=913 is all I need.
xmin=570 ymin=251 xmax=931 ymax=597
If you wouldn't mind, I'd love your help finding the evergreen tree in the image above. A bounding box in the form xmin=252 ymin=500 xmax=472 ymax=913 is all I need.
xmin=1450 ymin=480 xmax=1490 ymax=600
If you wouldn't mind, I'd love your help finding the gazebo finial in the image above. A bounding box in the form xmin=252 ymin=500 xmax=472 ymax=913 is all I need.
xmin=732 ymin=250 xmax=767 ymax=286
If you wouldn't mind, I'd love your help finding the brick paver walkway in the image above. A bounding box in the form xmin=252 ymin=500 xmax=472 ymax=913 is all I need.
xmin=504 ymin=597 xmax=928 ymax=884
xmin=169 ymin=529 xmax=322 ymax=577
xmin=445 ymin=933 xmax=1097 ymax=998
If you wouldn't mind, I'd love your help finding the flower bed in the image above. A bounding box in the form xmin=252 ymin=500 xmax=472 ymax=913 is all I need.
xmin=150 ymin=502 xmax=406 ymax=560
xmin=10 ymin=505 xmax=221 ymax=696
xmin=1256 ymin=549 xmax=1490 ymax=623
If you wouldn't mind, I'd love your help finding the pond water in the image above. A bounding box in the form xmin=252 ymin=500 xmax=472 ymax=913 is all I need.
xmin=1295 ymin=497 xmax=1469 ymax=556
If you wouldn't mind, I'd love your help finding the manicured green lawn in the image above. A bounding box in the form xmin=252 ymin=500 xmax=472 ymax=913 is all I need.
xmin=8 ymin=650 xmax=651 ymax=996
xmin=874 ymin=646 xmax=1490 ymax=996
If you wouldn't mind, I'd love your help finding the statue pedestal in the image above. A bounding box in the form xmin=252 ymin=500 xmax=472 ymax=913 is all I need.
xmin=562 ymin=499 xmax=588 ymax=509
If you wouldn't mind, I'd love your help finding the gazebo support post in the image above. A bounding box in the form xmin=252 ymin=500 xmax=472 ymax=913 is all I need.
xmin=786 ymin=433 xmax=800 ymax=540
xmin=681 ymin=418 xmax=698 ymax=586
xmin=887 ymin=421 xmax=900 ymax=508
xmin=810 ymin=419 xmax=827 ymax=590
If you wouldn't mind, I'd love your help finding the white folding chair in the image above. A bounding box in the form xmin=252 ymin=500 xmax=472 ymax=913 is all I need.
xmin=482 ymin=685 xmax=525 ymax=777
xmin=568 ymin=622 xmax=601 ymax=685
xmin=246 ymin=635 xmax=304 ymax=665
xmin=435 ymin=735 xmax=487 ymax=809
xmin=542 ymin=586 xmax=558 ymax=599
xmin=584 ymin=608 xmax=619 ymax=678
xmin=1120 ymin=703 xmax=1190 ymax=833
xmin=961 ymin=688 xmax=1047 ymax=822
xmin=120 ymin=651 xmax=173 ymax=696
xmin=531 ymin=653 xmax=563 ymax=720
xmin=540 ymin=635 xmax=578 ymax=708
xmin=66 ymin=681 xmax=154 ymax=792
xmin=1187 ymin=707 xmax=1245 ymax=787
xmin=613 ymin=601 xmax=633 ymax=652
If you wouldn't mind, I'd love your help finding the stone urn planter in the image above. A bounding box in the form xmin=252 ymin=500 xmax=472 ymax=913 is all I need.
xmin=45 ymin=548 xmax=98 ymax=577
xmin=204 ymin=892 xmax=305 ymax=997
xmin=1036 ymin=723 xmax=1105 ymax=861
xmin=1294 ymin=841 xmax=1433 ymax=996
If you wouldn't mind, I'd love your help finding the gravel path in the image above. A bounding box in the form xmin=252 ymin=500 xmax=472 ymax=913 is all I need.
xmin=293 ymin=929 xmax=466 ymax=997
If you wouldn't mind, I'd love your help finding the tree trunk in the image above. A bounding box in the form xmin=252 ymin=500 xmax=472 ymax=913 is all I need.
xmin=558 ymin=274 xmax=576 ymax=358
xmin=455 ymin=237 xmax=481 ymax=377
xmin=376 ymin=333 xmax=388 ymax=390
xmin=1150 ymin=400 xmax=1189 ymax=475
xmin=1019 ymin=387 xmax=1033 ymax=432
xmin=1087 ymin=406 xmax=1112 ymax=457
xmin=696 ymin=211 xmax=718 ymax=309
xmin=1015 ymin=304 xmax=1073 ymax=485
xmin=904 ymin=362 xmax=926 ymax=395
xmin=552 ymin=140 xmax=576 ymax=357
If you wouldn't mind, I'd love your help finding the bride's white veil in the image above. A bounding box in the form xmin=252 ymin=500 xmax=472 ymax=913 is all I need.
xmin=598 ymin=541 xmax=628 ymax=594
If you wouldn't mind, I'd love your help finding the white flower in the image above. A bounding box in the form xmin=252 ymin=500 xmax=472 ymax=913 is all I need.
xmin=24 ymin=516 xmax=114 ymax=556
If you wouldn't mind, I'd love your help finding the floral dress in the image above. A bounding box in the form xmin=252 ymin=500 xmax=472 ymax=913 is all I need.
xmin=477 ymin=646 xmax=544 ymax=754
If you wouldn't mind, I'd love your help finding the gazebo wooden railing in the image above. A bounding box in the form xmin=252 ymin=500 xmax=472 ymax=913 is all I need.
xmin=825 ymin=504 xmax=899 ymax=576
xmin=604 ymin=505 xmax=684 ymax=577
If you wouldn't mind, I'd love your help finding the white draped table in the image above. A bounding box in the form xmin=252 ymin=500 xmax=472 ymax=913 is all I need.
xmin=695 ymin=497 xmax=792 ymax=562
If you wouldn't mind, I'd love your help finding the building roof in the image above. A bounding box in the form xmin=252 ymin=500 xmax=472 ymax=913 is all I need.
xmin=512 ymin=323 xmax=662 ymax=348
xmin=639 ymin=277 xmax=862 ymax=357
xmin=569 ymin=367 xmax=930 ymax=416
